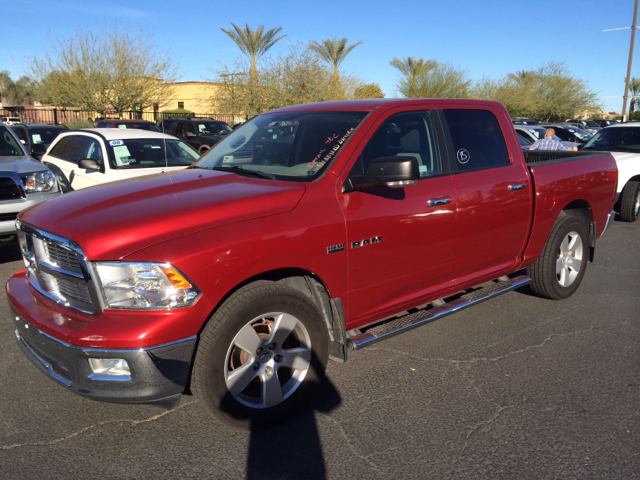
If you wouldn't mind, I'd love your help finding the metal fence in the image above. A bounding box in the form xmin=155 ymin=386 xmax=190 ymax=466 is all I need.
xmin=0 ymin=108 xmax=242 ymax=126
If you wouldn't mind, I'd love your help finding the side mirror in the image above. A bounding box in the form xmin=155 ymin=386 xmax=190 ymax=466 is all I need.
xmin=31 ymin=143 xmax=47 ymax=156
xmin=347 ymin=156 xmax=420 ymax=192
xmin=78 ymin=158 xmax=101 ymax=171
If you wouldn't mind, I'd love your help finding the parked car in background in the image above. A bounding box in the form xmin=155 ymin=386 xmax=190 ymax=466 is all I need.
xmin=10 ymin=124 xmax=69 ymax=159
xmin=95 ymin=119 xmax=161 ymax=131
xmin=565 ymin=119 xmax=602 ymax=134
xmin=544 ymin=124 xmax=593 ymax=144
xmin=517 ymin=134 xmax=533 ymax=150
xmin=160 ymin=117 xmax=232 ymax=154
xmin=40 ymin=129 xmax=199 ymax=192
xmin=1 ymin=116 xmax=21 ymax=126
xmin=592 ymin=118 xmax=618 ymax=128
xmin=0 ymin=123 xmax=59 ymax=238
xmin=514 ymin=125 xmax=580 ymax=149
xmin=511 ymin=117 xmax=540 ymax=125
xmin=581 ymin=123 xmax=640 ymax=221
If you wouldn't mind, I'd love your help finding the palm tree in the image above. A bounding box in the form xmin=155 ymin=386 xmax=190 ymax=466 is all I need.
xmin=220 ymin=23 xmax=286 ymax=84
xmin=629 ymin=77 xmax=640 ymax=113
xmin=389 ymin=56 xmax=437 ymax=97
xmin=309 ymin=37 xmax=362 ymax=87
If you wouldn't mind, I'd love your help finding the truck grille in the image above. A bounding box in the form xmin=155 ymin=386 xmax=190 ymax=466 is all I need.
xmin=17 ymin=222 xmax=98 ymax=313
xmin=0 ymin=176 xmax=24 ymax=200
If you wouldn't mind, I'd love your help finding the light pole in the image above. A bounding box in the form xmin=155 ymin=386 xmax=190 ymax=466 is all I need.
xmin=606 ymin=0 xmax=639 ymax=121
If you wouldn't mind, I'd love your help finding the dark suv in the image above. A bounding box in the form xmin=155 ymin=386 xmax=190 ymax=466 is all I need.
xmin=160 ymin=118 xmax=232 ymax=154
xmin=10 ymin=124 xmax=69 ymax=158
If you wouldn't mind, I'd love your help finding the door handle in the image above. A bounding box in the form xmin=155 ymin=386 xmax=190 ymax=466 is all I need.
xmin=427 ymin=196 xmax=452 ymax=207
xmin=509 ymin=183 xmax=527 ymax=191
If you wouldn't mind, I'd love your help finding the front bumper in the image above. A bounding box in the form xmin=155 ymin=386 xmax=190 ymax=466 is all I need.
xmin=11 ymin=306 xmax=197 ymax=404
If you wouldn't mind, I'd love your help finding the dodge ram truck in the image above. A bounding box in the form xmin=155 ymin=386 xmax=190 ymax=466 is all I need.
xmin=7 ymin=99 xmax=618 ymax=427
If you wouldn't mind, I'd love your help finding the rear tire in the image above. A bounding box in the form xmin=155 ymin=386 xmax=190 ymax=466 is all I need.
xmin=527 ymin=215 xmax=588 ymax=300
xmin=619 ymin=180 xmax=640 ymax=222
xmin=192 ymin=283 xmax=328 ymax=428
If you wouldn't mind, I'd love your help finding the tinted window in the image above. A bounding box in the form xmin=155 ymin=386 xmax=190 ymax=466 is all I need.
xmin=29 ymin=128 xmax=64 ymax=145
xmin=196 ymin=121 xmax=232 ymax=135
xmin=354 ymin=111 xmax=440 ymax=177
xmin=443 ymin=109 xmax=510 ymax=172
xmin=583 ymin=127 xmax=640 ymax=152
xmin=62 ymin=136 xmax=90 ymax=163
xmin=48 ymin=136 xmax=70 ymax=159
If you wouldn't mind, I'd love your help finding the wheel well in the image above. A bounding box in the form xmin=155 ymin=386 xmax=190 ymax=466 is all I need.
xmin=206 ymin=268 xmax=346 ymax=357
xmin=560 ymin=201 xmax=594 ymax=261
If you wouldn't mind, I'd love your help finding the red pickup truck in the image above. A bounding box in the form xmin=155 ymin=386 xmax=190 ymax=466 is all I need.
xmin=7 ymin=99 xmax=617 ymax=427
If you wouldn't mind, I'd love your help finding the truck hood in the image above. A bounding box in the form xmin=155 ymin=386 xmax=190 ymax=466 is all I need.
xmin=18 ymin=168 xmax=306 ymax=259
xmin=0 ymin=155 xmax=48 ymax=174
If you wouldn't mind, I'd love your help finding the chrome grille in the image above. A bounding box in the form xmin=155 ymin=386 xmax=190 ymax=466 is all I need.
xmin=17 ymin=222 xmax=97 ymax=313
xmin=57 ymin=278 xmax=93 ymax=304
xmin=0 ymin=176 xmax=23 ymax=200
xmin=45 ymin=242 xmax=83 ymax=273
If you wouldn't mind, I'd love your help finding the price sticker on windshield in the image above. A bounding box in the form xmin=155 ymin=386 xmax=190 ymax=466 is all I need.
xmin=108 ymin=140 xmax=125 ymax=147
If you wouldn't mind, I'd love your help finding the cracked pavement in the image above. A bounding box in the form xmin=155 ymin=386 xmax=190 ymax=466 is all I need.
xmin=0 ymin=219 xmax=638 ymax=479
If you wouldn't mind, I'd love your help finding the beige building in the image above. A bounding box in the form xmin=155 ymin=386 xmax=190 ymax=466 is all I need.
xmin=163 ymin=80 xmax=222 ymax=113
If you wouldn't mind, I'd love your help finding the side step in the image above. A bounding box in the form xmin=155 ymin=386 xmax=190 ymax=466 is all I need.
xmin=347 ymin=275 xmax=530 ymax=350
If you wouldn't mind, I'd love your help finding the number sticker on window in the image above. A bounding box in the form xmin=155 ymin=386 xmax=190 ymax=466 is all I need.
xmin=108 ymin=140 xmax=124 ymax=147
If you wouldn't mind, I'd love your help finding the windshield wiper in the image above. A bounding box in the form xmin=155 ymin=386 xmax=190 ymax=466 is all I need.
xmin=213 ymin=165 xmax=276 ymax=180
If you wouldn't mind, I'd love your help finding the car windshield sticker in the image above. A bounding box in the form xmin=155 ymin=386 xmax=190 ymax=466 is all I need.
xmin=457 ymin=148 xmax=470 ymax=164
xmin=223 ymin=155 xmax=234 ymax=163
xmin=31 ymin=134 xmax=42 ymax=144
xmin=113 ymin=145 xmax=136 ymax=165
xmin=307 ymin=127 xmax=355 ymax=174
xmin=117 ymin=124 xmax=127 ymax=129
xmin=108 ymin=140 xmax=125 ymax=147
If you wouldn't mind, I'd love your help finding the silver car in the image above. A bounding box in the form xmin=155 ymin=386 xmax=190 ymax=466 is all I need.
xmin=0 ymin=124 xmax=60 ymax=238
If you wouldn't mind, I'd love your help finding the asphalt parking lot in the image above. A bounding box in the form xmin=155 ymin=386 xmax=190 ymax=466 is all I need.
xmin=1 ymin=218 xmax=638 ymax=479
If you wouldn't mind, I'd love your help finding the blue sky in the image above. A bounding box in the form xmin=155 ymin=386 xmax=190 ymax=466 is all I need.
xmin=1 ymin=0 xmax=636 ymax=114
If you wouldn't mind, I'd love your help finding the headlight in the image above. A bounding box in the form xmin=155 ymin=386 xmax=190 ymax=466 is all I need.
xmin=94 ymin=262 xmax=200 ymax=309
xmin=21 ymin=170 xmax=57 ymax=193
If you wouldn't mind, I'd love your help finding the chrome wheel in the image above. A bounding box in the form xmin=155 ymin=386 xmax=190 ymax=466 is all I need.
xmin=556 ymin=230 xmax=583 ymax=287
xmin=224 ymin=312 xmax=312 ymax=409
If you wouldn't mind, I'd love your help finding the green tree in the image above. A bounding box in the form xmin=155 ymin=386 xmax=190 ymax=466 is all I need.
xmin=220 ymin=23 xmax=286 ymax=85
xmin=391 ymin=57 xmax=470 ymax=98
xmin=0 ymin=71 xmax=34 ymax=106
xmin=30 ymin=22 xmax=177 ymax=115
xmin=212 ymin=43 xmax=356 ymax=117
xmin=472 ymin=61 xmax=598 ymax=122
xmin=628 ymin=77 xmax=640 ymax=113
xmin=309 ymin=37 xmax=362 ymax=96
xmin=353 ymin=83 xmax=385 ymax=99
xmin=389 ymin=57 xmax=435 ymax=97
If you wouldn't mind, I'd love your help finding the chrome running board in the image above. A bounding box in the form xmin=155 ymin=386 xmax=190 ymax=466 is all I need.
xmin=347 ymin=275 xmax=531 ymax=350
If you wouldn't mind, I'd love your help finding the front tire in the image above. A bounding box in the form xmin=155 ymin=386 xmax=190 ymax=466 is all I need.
xmin=192 ymin=283 xmax=328 ymax=428
xmin=527 ymin=215 xmax=588 ymax=300
xmin=619 ymin=180 xmax=640 ymax=222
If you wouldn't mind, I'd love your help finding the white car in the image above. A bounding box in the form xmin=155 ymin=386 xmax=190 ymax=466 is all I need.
xmin=41 ymin=129 xmax=200 ymax=192
xmin=582 ymin=123 xmax=640 ymax=222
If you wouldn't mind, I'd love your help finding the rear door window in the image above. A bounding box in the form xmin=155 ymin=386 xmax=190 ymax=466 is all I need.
xmin=442 ymin=109 xmax=510 ymax=172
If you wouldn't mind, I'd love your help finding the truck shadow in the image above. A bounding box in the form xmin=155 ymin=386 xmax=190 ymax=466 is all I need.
xmin=244 ymin=373 xmax=341 ymax=480
xmin=0 ymin=237 xmax=22 ymax=264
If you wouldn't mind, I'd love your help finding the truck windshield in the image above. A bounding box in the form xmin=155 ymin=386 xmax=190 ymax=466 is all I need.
xmin=193 ymin=111 xmax=366 ymax=180
xmin=583 ymin=127 xmax=640 ymax=152
xmin=108 ymin=138 xmax=199 ymax=169
xmin=0 ymin=125 xmax=26 ymax=157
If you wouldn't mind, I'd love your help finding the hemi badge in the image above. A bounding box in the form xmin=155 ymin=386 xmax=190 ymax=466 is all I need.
xmin=327 ymin=244 xmax=344 ymax=254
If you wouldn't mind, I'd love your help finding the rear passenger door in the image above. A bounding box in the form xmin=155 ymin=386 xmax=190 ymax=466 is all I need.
xmin=440 ymin=108 xmax=532 ymax=286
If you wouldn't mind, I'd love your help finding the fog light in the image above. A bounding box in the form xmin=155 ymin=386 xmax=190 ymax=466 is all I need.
xmin=88 ymin=358 xmax=130 ymax=376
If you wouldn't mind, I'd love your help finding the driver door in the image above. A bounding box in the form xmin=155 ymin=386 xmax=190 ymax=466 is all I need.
xmin=338 ymin=110 xmax=456 ymax=328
